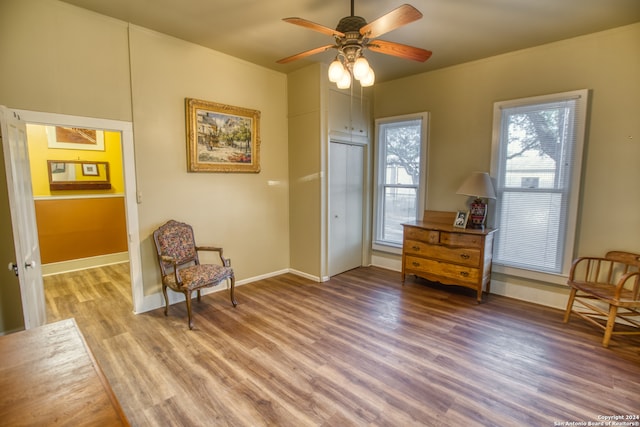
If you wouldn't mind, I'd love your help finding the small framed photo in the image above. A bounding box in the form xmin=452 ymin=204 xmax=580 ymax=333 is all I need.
xmin=82 ymin=163 xmax=99 ymax=176
xmin=453 ymin=210 xmax=469 ymax=229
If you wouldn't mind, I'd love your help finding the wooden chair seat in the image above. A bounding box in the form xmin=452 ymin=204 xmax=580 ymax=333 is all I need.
xmin=568 ymin=280 xmax=638 ymax=307
xmin=564 ymin=251 xmax=640 ymax=347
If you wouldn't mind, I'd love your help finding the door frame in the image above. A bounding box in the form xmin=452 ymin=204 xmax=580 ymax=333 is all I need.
xmin=15 ymin=109 xmax=144 ymax=314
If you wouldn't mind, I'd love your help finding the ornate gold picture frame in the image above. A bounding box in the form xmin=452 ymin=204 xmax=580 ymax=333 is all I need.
xmin=186 ymin=98 xmax=261 ymax=173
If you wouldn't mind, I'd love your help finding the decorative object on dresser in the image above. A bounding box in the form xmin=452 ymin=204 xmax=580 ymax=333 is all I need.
xmin=402 ymin=210 xmax=496 ymax=302
xmin=563 ymin=251 xmax=640 ymax=347
xmin=456 ymin=172 xmax=496 ymax=229
xmin=153 ymin=220 xmax=237 ymax=329
xmin=453 ymin=210 xmax=469 ymax=229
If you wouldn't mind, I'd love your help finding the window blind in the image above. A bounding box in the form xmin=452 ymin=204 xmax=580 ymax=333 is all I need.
xmin=492 ymin=91 xmax=588 ymax=274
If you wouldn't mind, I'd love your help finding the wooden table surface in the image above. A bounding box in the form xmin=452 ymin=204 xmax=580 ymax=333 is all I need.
xmin=0 ymin=318 xmax=129 ymax=426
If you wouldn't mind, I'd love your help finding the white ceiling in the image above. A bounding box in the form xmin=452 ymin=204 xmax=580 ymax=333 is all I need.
xmin=60 ymin=0 xmax=640 ymax=83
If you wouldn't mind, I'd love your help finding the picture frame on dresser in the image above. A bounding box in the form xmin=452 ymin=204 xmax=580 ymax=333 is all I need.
xmin=453 ymin=210 xmax=469 ymax=229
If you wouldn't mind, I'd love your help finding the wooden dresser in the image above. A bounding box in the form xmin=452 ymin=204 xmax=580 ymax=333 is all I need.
xmin=402 ymin=210 xmax=496 ymax=302
xmin=0 ymin=318 xmax=129 ymax=426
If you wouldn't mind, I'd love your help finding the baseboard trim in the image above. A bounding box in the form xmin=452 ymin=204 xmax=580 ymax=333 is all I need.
xmin=134 ymin=268 xmax=307 ymax=314
xmin=42 ymin=252 xmax=129 ymax=276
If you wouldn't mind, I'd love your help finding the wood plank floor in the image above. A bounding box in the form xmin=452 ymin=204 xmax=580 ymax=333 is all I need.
xmin=44 ymin=264 xmax=640 ymax=426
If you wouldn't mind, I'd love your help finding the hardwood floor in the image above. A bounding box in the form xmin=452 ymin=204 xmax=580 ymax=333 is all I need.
xmin=44 ymin=264 xmax=640 ymax=426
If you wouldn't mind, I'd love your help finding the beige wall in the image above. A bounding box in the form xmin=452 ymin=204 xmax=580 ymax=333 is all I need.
xmin=287 ymin=65 xmax=324 ymax=278
xmin=373 ymin=23 xmax=640 ymax=307
xmin=0 ymin=0 xmax=132 ymax=121
xmin=0 ymin=0 xmax=290 ymax=302
xmin=129 ymin=26 xmax=290 ymax=295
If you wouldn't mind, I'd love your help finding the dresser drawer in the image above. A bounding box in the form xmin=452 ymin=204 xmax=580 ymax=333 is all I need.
xmin=404 ymin=240 xmax=480 ymax=267
xmin=440 ymin=231 xmax=482 ymax=248
xmin=405 ymin=255 xmax=480 ymax=285
xmin=404 ymin=227 xmax=439 ymax=244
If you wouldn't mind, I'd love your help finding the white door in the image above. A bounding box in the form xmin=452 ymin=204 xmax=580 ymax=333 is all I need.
xmin=329 ymin=142 xmax=364 ymax=276
xmin=0 ymin=106 xmax=46 ymax=329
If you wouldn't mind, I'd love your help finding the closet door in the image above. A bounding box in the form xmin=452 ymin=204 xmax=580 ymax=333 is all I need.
xmin=329 ymin=142 xmax=364 ymax=276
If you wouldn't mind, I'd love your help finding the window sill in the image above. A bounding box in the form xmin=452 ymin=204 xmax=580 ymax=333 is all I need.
xmin=492 ymin=264 xmax=568 ymax=286
xmin=372 ymin=242 xmax=402 ymax=255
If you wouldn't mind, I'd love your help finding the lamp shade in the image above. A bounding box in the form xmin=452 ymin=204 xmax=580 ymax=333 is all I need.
xmin=328 ymin=59 xmax=345 ymax=83
xmin=456 ymin=172 xmax=496 ymax=199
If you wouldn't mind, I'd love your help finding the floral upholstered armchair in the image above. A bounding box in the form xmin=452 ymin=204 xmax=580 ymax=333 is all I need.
xmin=153 ymin=220 xmax=237 ymax=329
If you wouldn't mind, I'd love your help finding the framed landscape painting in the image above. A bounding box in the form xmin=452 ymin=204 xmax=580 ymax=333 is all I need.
xmin=186 ymin=98 xmax=261 ymax=173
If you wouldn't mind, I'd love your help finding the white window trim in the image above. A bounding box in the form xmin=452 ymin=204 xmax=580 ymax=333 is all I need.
xmin=489 ymin=89 xmax=589 ymax=281
xmin=373 ymin=112 xmax=429 ymax=253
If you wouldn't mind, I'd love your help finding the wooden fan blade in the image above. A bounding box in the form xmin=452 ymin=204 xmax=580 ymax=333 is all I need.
xmin=276 ymin=44 xmax=336 ymax=64
xmin=283 ymin=17 xmax=345 ymax=38
xmin=360 ymin=4 xmax=423 ymax=39
xmin=367 ymin=39 xmax=432 ymax=62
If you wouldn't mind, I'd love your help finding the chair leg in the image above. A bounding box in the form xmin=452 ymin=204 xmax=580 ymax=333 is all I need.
xmin=162 ymin=283 xmax=170 ymax=317
xmin=197 ymin=289 xmax=201 ymax=302
xmin=563 ymin=288 xmax=577 ymax=323
xmin=184 ymin=290 xmax=194 ymax=330
xmin=602 ymin=305 xmax=618 ymax=348
xmin=230 ymin=275 xmax=237 ymax=307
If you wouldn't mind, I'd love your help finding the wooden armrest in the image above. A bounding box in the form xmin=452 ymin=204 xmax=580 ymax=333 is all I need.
xmin=614 ymin=271 xmax=640 ymax=300
xmin=196 ymin=246 xmax=223 ymax=253
xmin=158 ymin=255 xmax=184 ymax=285
xmin=161 ymin=255 xmax=176 ymax=264
xmin=195 ymin=246 xmax=230 ymax=267
xmin=568 ymin=256 xmax=605 ymax=279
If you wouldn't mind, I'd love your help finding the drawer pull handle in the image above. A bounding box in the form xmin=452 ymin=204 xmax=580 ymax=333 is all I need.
xmin=460 ymin=271 xmax=469 ymax=277
xmin=412 ymin=262 xmax=420 ymax=267
xmin=411 ymin=246 xmax=420 ymax=251
xmin=460 ymin=254 xmax=470 ymax=259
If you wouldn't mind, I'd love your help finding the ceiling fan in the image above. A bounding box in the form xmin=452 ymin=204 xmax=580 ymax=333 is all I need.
xmin=277 ymin=0 xmax=432 ymax=88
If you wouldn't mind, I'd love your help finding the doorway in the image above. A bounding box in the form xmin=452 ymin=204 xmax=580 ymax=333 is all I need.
xmin=27 ymin=124 xmax=128 ymax=275
xmin=14 ymin=109 xmax=143 ymax=315
xmin=328 ymin=141 xmax=365 ymax=277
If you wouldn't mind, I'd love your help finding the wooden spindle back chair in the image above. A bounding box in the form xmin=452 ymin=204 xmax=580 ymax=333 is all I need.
xmin=564 ymin=251 xmax=640 ymax=347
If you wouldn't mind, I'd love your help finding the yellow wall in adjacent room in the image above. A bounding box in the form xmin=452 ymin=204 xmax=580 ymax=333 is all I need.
xmin=27 ymin=124 xmax=124 ymax=196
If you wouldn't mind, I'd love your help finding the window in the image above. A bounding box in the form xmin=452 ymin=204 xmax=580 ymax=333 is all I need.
xmin=490 ymin=90 xmax=589 ymax=277
xmin=373 ymin=113 xmax=428 ymax=251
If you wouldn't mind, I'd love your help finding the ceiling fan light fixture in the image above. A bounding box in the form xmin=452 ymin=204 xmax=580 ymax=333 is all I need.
xmin=328 ymin=58 xmax=346 ymax=82
xmin=279 ymin=3 xmax=431 ymax=89
xmin=336 ymin=70 xmax=352 ymax=89
xmin=352 ymin=56 xmax=370 ymax=80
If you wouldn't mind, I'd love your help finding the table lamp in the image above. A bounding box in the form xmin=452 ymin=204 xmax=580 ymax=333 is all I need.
xmin=456 ymin=172 xmax=496 ymax=229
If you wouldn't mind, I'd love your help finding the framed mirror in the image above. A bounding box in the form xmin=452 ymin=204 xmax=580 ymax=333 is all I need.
xmin=47 ymin=160 xmax=111 ymax=190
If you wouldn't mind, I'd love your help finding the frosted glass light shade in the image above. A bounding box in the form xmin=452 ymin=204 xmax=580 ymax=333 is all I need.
xmin=336 ymin=71 xmax=351 ymax=89
xmin=360 ymin=68 xmax=375 ymax=87
xmin=328 ymin=59 xmax=345 ymax=83
xmin=352 ymin=57 xmax=370 ymax=80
